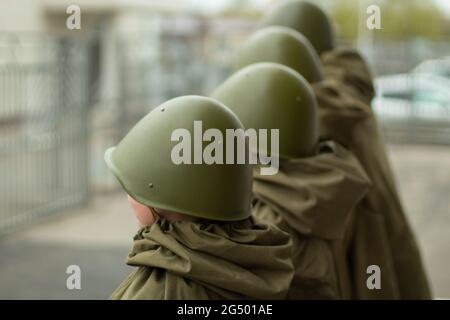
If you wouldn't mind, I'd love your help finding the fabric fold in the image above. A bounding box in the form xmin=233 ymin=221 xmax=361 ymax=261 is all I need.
xmin=111 ymin=218 xmax=295 ymax=300
xmin=252 ymin=141 xmax=371 ymax=299
xmin=314 ymin=47 xmax=432 ymax=299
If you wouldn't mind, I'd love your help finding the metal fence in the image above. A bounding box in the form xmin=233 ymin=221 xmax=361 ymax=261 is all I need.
xmin=0 ymin=35 xmax=90 ymax=235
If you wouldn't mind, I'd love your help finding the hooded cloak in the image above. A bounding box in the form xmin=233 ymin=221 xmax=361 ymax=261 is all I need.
xmin=252 ymin=141 xmax=371 ymax=299
xmin=111 ymin=218 xmax=294 ymax=300
xmin=320 ymin=47 xmax=375 ymax=105
xmin=313 ymin=48 xmax=431 ymax=299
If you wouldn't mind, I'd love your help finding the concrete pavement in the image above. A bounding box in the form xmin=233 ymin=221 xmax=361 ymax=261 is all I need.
xmin=0 ymin=193 xmax=137 ymax=299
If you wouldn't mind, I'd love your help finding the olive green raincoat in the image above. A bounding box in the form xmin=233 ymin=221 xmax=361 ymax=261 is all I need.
xmin=252 ymin=141 xmax=371 ymax=299
xmin=313 ymin=47 xmax=431 ymax=299
xmin=320 ymin=48 xmax=375 ymax=105
xmin=111 ymin=218 xmax=294 ymax=300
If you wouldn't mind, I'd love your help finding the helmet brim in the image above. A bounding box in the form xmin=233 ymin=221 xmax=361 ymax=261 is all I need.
xmin=104 ymin=146 xmax=251 ymax=221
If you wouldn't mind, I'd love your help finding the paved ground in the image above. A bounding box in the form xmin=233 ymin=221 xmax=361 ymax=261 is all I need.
xmin=0 ymin=193 xmax=137 ymax=299
xmin=0 ymin=143 xmax=449 ymax=299
xmin=387 ymin=144 xmax=450 ymax=299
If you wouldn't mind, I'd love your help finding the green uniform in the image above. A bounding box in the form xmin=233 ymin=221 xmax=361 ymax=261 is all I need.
xmin=314 ymin=48 xmax=432 ymax=299
xmin=212 ymin=64 xmax=371 ymax=299
xmin=105 ymin=95 xmax=295 ymax=299
xmin=111 ymin=218 xmax=294 ymax=299
xmin=252 ymin=141 xmax=370 ymax=299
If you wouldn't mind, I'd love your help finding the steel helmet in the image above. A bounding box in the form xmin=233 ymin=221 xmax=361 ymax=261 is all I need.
xmin=105 ymin=95 xmax=252 ymax=221
xmin=212 ymin=63 xmax=319 ymax=159
xmin=260 ymin=0 xmax=335 ymax=55
xmin=235 ymin=26 xmax=324 ymax=83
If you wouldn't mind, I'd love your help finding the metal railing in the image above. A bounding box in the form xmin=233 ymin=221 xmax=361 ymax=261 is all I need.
xmin=0 ymin=35 xmax=90 ymax=235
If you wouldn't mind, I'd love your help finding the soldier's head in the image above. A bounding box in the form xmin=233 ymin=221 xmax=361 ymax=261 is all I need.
xmin=260 ymin=0 xmax=335 ymax=56
xmin=105 ymin=95 xmax=253 ymax=226
xmin=212 ymin=63 xmax=319 ymax=160
xmin=235 ymin=26 xmax=323 ymax=84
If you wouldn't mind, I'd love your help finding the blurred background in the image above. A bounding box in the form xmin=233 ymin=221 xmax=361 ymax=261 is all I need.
xmin=0 ymin=0 xmax=449 ymax=299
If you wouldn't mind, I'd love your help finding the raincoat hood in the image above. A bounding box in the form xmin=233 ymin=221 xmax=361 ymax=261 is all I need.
xmin=111 ymin=218 xmax=294 ymax=300
xmin=312 ymin=49 xmax=375 ymax=149
xmin=253 ymin=141 xmax=371 ymax=240
xmin=313 ymin=77 xmax=373 ymax=149
xmin=320 ymin=47 xmax=375 ymax=105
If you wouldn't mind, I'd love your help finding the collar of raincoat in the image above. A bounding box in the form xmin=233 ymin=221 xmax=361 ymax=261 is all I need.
xmin=252 ymin=141 xmax=371 ymax=240
xmin=312 ymin=75 xmax=374 ymax=149
xmin=123 ymin=217 xmax=295 ymax=299
xmin=320 ymin=47 xmax=375 ymax=105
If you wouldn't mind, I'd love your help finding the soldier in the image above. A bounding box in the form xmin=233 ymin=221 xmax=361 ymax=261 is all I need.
xmin=233 ymin=27 xmax=361 ymax=298
xmin=105 ymin=95 xmax=294 ymax=299
xmin=259 ymin=0 xmax=432 ymax=299
xmin=212 ymin=63 xmax=371 ymax=299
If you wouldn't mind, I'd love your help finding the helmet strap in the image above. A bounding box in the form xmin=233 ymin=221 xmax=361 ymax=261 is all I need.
xmin=149 ymin=206 xmax=161 ymax=221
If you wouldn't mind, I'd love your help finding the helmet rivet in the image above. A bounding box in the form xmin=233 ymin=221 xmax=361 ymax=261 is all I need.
xmin=296 ymin=96 xmax=302 ymax=102
xmin=148 ymin=183 xmax=154 ymax=188
xmin=161 ymin=107 xmax=165 ymax=112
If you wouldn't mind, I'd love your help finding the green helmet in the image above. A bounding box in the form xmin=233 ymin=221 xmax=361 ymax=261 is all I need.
xmin=235 ymin=26 xmax=323 ymax=84
xmin=260 ymin=0 xmax=335 ymax=55
xmin=105 ymin=95 xmax=252 ymax=221
xmin=212 ymin=63 xmax=318 ymax=159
